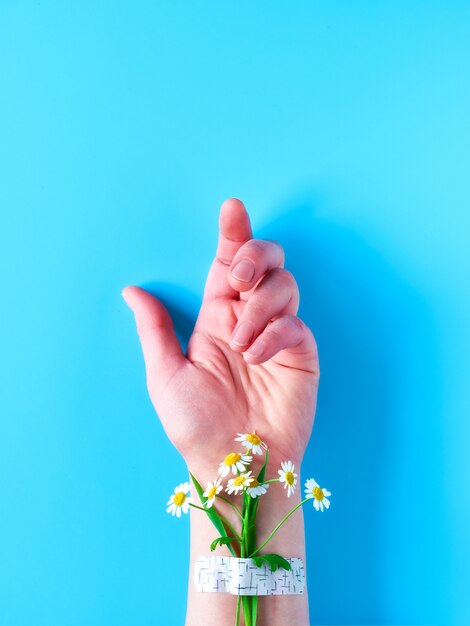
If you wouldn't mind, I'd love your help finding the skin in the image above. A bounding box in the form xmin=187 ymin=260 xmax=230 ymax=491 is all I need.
xmin=123 ymin=198 xmax=320 ymax=625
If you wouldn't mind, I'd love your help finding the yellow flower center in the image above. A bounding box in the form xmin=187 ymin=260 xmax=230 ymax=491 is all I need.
xmin=207 ymin=486 xmax=217 ymax=499
xmin=250 ymin=479 xmax=260 ymax=488
xmin=285 ymin=471 xmax=295 ymax=486
xmin=246 ymin=433 xmax=261 ymax=445
xmin=233 ymin=475 xmax=246 ymax=487
xmin=224 ymin=452 xmax=241 ymax=466
xmin=174 ymin=492 xmax=186 ymax=506
xmin=313 ymin=486 xmax=324 ymax=501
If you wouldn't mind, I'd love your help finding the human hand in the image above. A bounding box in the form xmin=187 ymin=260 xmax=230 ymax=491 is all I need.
xmin=122 ymin=198 xmax=319 ymax=482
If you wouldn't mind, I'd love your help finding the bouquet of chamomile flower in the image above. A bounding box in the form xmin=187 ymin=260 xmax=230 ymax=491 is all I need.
xmin=166 ymin=432 xmax=331 ymax=626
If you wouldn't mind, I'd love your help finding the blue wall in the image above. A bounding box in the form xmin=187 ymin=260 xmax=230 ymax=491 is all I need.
xmin=1 ymin=2 xmax=469 ymax=624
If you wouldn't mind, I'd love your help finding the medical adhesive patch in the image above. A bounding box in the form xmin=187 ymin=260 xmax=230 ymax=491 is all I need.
xmin=194 ymin=555 xmax=305 ymax=596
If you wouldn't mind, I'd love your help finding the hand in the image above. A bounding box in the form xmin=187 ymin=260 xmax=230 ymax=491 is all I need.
xmin=122 ymin=198 xmax=319 ymax=481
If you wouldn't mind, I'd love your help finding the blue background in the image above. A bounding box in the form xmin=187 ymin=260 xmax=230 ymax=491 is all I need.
xmin=1 ymin=2 xmax=469 ymax=625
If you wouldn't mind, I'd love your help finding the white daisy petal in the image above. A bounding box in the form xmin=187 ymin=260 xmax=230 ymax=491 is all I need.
xmin=323 ymin=497 xmax=330 ymax=509
xmin=304 ymin=478 xmax=317 ymax=491
xmin=234 ymin=433 xmax=265 ymax=454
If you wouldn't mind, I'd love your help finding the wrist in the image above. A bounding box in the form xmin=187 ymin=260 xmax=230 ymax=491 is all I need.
xmin=186 ymin=456 xmax=309 ymax=625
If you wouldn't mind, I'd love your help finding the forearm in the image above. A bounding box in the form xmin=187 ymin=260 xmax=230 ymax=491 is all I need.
xmin=185 ymin=465 xmax=309 ymax=626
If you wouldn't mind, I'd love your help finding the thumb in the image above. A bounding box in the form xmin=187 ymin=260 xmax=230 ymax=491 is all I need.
xmin=122 ymin=286 xmax=187 ymax=392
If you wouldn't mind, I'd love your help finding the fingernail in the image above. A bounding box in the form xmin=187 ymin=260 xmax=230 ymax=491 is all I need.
xmin=231 ymin=321 xmax=255 ymax=346
xmin=246 ymin=340 xmax=265 ymax=357
xmin=230 ymin=259 xmax=255 ymax=282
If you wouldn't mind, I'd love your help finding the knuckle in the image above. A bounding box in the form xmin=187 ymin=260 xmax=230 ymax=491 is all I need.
xmin=234 ymin=239 xmax=265 ymax=261
xmin=270 ymin=268 xmax=297 ymax=289
xmin=233 ymin=239 xmax=284 ymax=266
xmin=216 ymin=254 xmax=232 ymax=266
xmin=248 ymin=239 xmax=269 ymax=252
xmin=267 ymin=328 xmax=283 ymax=344
xmin=244 ymin=299 xmax=267 ymax=322
xmin=284 ymin=314 xmax=305 ymax=332
xmin=251 ymin=238 xmax=285 ymax=259
xmin=264 ymin=238 xmax=285 ymax=253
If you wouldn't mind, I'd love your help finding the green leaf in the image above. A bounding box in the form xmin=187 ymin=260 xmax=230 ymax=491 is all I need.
xmin=189 ymin=472 xmax=237 ymax=557
xmin=210 ymin=536 xmax=236 ymax=552
xmin=251 ymin=553 xmax=292 ymax=572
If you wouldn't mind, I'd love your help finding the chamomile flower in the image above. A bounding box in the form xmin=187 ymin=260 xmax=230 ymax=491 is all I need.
xmin=305 ymin=478 xmax=331 ymax=512
xmin=218 ymin=452 xmax=252 ymax=477
xmin=166 ymin=482 xmax=192 ymax=518
xmin=246 ymin=478 xmax=270 ymax=499
xmin=226 ymin=471 xmax=254 ymax=495
xmin=202 ymin=477 xmax=223 ymax=509
xmin=234 ymin=432 xmax=265 ymax=455
xmin=278 ymin=461 xmax=298 ymax=497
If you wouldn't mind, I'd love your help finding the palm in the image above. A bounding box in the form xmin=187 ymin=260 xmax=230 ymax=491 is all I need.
xmin=124 ymin=199 xmax=319 ymax=479
xmin=154 ymin=297 xmax=318 ymax=474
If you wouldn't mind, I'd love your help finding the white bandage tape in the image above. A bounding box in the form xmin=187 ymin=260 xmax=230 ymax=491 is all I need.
xmin=194 ymin=555 xmax=305 ymax=596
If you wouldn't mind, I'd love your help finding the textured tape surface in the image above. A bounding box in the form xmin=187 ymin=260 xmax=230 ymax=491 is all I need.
xmin=194 ymin=555 xmax=305 ymax=596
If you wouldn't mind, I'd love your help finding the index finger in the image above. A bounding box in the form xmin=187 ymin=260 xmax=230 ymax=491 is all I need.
xmin=202 ymin=198 xmax=253 ymax=302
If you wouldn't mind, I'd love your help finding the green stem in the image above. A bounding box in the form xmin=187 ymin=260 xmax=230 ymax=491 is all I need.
xmin=216 ymin=494 xmax=243 ymax=518
xmin=243 ymin=596 xmax=252 ymax=626
xmin=249 ymin=498 xmax=309 ymax=557
xmin=263 ymin=478 xmax=280 ymax=484
xmin=240 ymin=501 xmax=247 ymax=558
xmin=188 ymin=502 xmax=208 ymax=513
xmin=235 ymin=595 xmax=241 ymax=626
xmin=241 ymin=499 xmax=254 ymax=626
xmin=188 ymin=503 xmax=243 ymax=543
